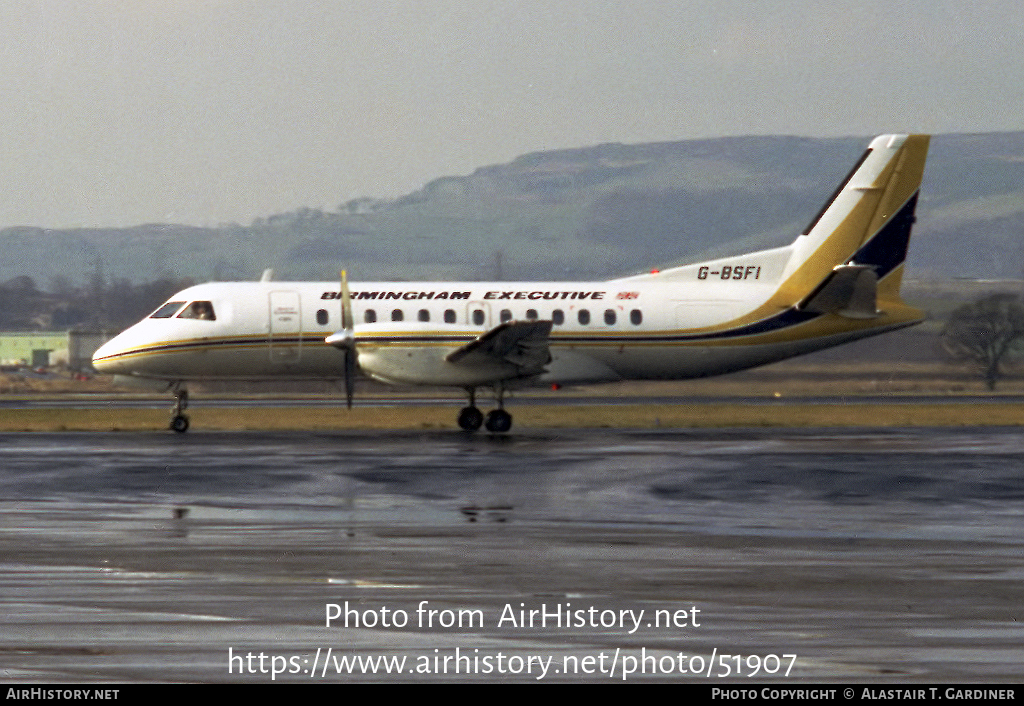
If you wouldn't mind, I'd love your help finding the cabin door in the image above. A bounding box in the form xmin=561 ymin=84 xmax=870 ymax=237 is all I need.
xmin=269 ymin=291 xmax=302 ymax=363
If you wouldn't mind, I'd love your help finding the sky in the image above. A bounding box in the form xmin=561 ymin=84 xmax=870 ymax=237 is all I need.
xmin=1 ymin=0 xmax=1022 ymax=229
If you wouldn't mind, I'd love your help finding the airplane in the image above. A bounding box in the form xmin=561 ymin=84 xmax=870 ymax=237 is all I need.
xmin=92 ymin=133 xmax=930 ymax=433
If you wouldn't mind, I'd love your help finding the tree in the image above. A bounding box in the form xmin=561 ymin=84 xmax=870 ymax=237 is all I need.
xmin=941 ymin=293 xmax=1024 ymax=390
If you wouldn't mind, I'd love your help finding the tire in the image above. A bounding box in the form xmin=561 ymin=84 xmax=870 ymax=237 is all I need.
xmin=484 ymin=409 xmax=512 ymax=433
xmin=457 ymin=406 xmax=484 ymax=431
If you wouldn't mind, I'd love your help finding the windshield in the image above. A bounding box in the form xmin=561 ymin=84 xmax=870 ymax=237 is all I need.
xmin=150 ymin=301 xmax=186 ymax=318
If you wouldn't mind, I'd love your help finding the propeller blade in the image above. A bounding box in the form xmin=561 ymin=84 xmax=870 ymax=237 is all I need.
xmin=341 ymin=269 xmax=354 ymax=408
xmin=344 ymin=349 xmax=355 ymax=409
xmin=340 ymin=269 xmax=352 ymax=331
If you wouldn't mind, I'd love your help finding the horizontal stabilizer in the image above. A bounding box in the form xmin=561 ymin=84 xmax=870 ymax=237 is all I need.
xmin=798 ymin=265 xmax=879 ymax=319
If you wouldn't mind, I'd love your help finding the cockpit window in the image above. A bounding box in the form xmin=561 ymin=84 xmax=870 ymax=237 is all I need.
xmin=150 ymin=301 xmax=186 ymax=319
xmin=177 ymin=301 xmax=216 ymax=320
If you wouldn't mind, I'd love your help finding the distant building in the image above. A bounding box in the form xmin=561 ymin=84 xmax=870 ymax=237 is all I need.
xmin=0 ymin=330 xmax=116 ymax=371
xmin=68 ymin=330 xmax=118 ymax=372
xmin=0 ymin=332 xmax=67 ymax=368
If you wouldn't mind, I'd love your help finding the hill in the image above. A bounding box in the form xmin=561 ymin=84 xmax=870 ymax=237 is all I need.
xmin=2 ymin=132 xmax=1023 ymax=286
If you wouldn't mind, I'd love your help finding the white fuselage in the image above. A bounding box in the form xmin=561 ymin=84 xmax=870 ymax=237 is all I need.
xmin=91 ymin=270 xmax=919 ymax=388
xmin=91 ymin=134 xmax=932 ymax=394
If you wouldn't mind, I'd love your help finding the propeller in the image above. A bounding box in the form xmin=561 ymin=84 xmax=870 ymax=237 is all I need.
xmin=325 ymin=269 xmax=356 ymax=408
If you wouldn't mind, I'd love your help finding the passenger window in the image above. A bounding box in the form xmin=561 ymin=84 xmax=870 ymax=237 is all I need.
xmin=392 ymin=309 xmax=404 ymax=322
xmin=444 ymin=309 xmax=456 ymax=324
xmin=364 ymin=309 xmax=377 ymax=324
xmin=178 ymin=301 xmax=216 ymax=320
xmin=630 ymin=309 xmax=642 ymax=325
xmin=552 ymin=309 xmax=564 ymax=325
xmin=418 ymin=309 xmax=430 ymax=322
xmin=604 ymin=309 xmax=616 ymax=325
xmin=500 ymin=309 xmax=513 ymax=323
xmin=150 ymin=301 xmax=185 ymax=319
xmin=578 ymin=309 xmax=590 ymax=325
xmin=472 ymin=309 xmax=485 ymax=326
xmin=526 ymin=309 xmax=538 ymax=320
xmin=316 ymin=309 xmax=329 ymax=325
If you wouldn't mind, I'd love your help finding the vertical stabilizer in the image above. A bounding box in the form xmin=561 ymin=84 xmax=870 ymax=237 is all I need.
xmin=779 ymin=134 xmax=929 ymax=305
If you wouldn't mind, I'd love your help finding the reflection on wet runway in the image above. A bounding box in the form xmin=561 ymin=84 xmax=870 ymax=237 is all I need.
xmin=1 ymin=428 xmax=1022 ymax=681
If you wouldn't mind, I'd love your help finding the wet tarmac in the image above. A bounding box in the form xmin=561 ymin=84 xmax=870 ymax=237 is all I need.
xmin=1 ymin=427 xmax=1022 ymax=682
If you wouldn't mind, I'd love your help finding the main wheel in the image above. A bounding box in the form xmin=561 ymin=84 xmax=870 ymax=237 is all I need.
xmin=170 ymin=414 xmax=190 ymax=433
xmin=457 ymin=406 xmax=484 ymax=431
xmin=484 ymin=409 xmax=513 ymax=433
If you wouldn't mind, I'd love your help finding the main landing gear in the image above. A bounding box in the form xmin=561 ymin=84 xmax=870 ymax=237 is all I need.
xmin=169 ymin=387 xmax=189 ymax=433
xmin=457 ymin=387 xmax=513 ymax=433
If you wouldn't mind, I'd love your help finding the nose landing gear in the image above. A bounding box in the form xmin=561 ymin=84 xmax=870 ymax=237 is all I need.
xmin=170 ymin=387 xmax=189 ymax=433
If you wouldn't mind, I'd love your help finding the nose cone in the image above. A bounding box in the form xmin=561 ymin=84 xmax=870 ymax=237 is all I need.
xmin=92 ymin=333 xmax=132 ymax=374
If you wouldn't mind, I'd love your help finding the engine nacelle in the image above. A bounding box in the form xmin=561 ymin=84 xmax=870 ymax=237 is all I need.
xmin=353 ymin=322 xmax=519 ymax=386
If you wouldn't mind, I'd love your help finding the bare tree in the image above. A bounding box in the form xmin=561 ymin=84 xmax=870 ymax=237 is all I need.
xmin=942 ymin=293 xmax=1024 ymax=390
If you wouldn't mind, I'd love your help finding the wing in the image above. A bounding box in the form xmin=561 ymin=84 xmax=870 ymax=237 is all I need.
xmin=445 ymin=320 xmax=553 ymax=377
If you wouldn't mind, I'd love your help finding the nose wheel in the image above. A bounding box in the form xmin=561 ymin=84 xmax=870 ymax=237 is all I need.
xmin=169 ymin=388 xmax=190 ymax=433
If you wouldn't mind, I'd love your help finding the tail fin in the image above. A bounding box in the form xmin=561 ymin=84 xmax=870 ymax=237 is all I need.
xmin=780 ymin=134 xmax=929 ymax=309
xmin=613 ymin=134 xmax=929 ymax=311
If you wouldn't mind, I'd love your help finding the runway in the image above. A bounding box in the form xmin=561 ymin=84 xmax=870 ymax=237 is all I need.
xmin=1 ymin=427 xmax=1022 ymax=682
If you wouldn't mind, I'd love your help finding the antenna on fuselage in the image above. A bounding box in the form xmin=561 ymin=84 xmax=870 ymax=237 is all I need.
xmin=260 ymin=268 xmax=274 ymax=282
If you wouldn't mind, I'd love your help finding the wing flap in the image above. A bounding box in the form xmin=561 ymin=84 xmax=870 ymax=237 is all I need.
xmin=446 ymin=320 xmax=553 ymax=375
